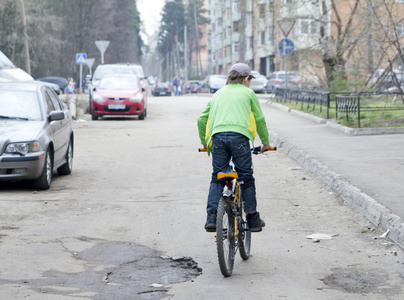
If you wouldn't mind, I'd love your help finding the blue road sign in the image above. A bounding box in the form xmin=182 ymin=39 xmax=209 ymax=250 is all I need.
xmin=278 ymin=39 xmax=294 ymax=56
xmin=76 ymin=53 xmax=87 ymax=65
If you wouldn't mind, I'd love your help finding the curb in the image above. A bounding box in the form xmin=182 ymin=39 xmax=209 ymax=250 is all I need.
xmin=262 ymin=99 xmax=404 ymax=249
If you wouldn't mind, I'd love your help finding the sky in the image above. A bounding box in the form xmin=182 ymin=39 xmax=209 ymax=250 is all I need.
xmin=138 ymin=0 xmax=166 ymax=45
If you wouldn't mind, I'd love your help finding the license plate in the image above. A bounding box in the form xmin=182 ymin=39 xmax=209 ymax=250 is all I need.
xmin=160 ymin=92 xmax=166 ymax=95
xmin=108 ymin=104 xmax=125 ymax=110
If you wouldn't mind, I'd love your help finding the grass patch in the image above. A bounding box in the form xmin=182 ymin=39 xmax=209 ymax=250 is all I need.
xmin=271 ymin=96 xmax=404 ymax=128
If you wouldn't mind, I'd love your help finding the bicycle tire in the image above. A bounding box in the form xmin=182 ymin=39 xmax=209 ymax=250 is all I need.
xmin=216 ymin=196 xmax=235 ymax=277
xmin=239 ymin=222 xmax=251 ymax=260
xmin=237 ymin=189 xmax=251 ymax=260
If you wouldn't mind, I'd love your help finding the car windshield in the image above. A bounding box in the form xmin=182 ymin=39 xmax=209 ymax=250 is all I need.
xmin=94 ymin=67 xmax=143 ymax=80
xmin=0 ymin=91 xmax=42 ymax=120
xmin=99 ymin=77 xmax=139 ymax=90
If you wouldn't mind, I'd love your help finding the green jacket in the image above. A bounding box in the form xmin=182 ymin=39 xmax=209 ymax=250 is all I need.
xmin=197 ymin=83 xmax=269 ymax=154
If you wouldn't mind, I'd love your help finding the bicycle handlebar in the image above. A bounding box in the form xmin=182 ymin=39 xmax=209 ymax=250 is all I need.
xmin=198 ymin=145 xmax=277 ymax=154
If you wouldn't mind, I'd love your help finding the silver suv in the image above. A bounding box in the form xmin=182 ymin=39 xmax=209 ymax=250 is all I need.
xmin=266 ymin=71 xmax=301 ymax=92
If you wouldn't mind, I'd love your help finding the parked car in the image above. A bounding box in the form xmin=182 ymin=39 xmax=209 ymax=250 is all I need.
xmin=0 ymin=50 xmax=34 ymax=82
xmin=367 ymin=69 xmax=404 ymax=91
xmin=202 ymin=75 xmax=227 ymax=93
xmin=0 ymin=81 xmax=74 ymax=190
xmin=266 ymin=71 xmax=301 ymax=92
xmin=36 ymin=76 xmax=68 ymax=93
xmin=186 ymin=81 xmax=202 ymax=93
xmin=249 ymin=71 xmax=268 ymax=93
xmin=90 ymin=63 xmax=147 ymax=94
xmin=153 ymin=82 xmax=172 ymax=96
xmin=36 ymin=80 xmax=61 ymax=94
xmin=88 ymin=63 xmax=148 ymax=113
xmin=90 ymin=74 xmax=147 ymax=120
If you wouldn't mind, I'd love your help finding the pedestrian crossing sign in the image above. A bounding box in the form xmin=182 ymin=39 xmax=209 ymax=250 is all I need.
xmin=76 ymin=53 xmax=87 ymax=65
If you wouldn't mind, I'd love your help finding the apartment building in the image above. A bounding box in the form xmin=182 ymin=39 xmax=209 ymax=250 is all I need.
xmin=206 ymin=0 xmax=404 ymax=84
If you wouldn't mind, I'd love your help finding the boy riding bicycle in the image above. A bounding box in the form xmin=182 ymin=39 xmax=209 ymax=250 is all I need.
xmin=197 ymin=63 xmax=271 ymax=232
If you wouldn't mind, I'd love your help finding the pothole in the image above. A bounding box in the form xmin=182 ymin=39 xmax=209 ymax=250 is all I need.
xmin=0 ymin=240 xmax=202 ymax=299
xmin=320 ymin=267 xmax=400 ymax=295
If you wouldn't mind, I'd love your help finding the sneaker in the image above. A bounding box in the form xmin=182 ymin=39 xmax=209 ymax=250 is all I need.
xmin=246 ymin=212 xmax=265 ymax=232
xmin=204 ymin=211 xmax=217 ymax=232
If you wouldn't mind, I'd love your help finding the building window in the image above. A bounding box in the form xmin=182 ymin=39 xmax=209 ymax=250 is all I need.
xmin=300 ymin=19 xmax=317 ymax=35
xmin=233 ymin=21 xmax=239 ymax=32
xmin=233 ymin=41 xmax=239 ymax=53
xmin=246 ymin=13 xmax=252 ymax=26
xmin=259 ymin=5 xmax=265 ymax=18
xmin=265 ymin=27 xmax=273 ymax=44
xmin=232 ymin=2 xmax=239 ymax=13
xmin=247 ymin=37 xmax=254 ymax=50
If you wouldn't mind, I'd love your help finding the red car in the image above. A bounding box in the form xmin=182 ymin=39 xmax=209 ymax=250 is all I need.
xmin=91 ymin=74 xmax=147 ymax=120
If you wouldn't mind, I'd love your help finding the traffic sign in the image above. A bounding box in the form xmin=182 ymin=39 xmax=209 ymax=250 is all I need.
xmin=278 ymin=39 xmax=294 ymax=56
xmin=76 ymin=53 xmax=87 ymax=65
xmin=95 ymin=40 xmax=110 ymax=64
xmin=278 ymin=19 xmax=296 ymax=37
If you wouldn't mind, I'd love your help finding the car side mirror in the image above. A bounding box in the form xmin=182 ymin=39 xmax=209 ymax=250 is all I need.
xmin=49 ymin=111 xmax=64 ymax=122
xmin=142 ymin=87 xmax=146 ymax=92
xmin=93 ymin=87 xmax=96 ymax=91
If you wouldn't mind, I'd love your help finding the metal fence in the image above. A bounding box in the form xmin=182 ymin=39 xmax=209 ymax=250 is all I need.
xmin=274 ymin=88 xmax=331 ymax=119
xmin=335 ymin=92 xmax=404 ymax=127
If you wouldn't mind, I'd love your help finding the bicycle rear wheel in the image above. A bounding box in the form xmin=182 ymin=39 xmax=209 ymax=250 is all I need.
xmin=216 ymin=196 xmax=235 ymax=277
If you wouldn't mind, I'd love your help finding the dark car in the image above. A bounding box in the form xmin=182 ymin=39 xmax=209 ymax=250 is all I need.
xmin=153 ymin=82 xmax=172 ymax=96
xmin=0 ymin=81 xmax=74 ymax=190
xmin=186 ymin=81 xmax=202 ymax=93
xmin=36 ymin=76 xmax=68 ymax=93
xmin=91 ymin=74 xmax=147 ymax=120
xmin=202 ymin=75 xmax=227 ymax=93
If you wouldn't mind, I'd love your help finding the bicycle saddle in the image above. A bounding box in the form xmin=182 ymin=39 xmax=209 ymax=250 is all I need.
xmin=217 ymin=168 xmax=238 ymax=181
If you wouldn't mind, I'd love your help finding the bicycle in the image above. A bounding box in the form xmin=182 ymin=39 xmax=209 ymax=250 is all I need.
xmin=199 ymin=145 xmax=277 ymax=277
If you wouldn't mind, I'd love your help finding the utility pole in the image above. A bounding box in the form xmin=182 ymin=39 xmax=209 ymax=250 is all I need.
xmin=19 ymin=0 xmax=31 ymax=75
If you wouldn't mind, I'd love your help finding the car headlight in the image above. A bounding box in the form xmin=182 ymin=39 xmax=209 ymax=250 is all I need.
xmin=5 ymin=141 xmax=42 ymax=155
xmin=93 ymin=94 xmax=104 ymax=102
xmin=130 ymin=94 xmax=143 ymax=102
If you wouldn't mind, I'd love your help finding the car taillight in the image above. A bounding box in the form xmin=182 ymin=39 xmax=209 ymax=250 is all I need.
xmin=296 ymin=80 xmax=301 ymax=84
xmin=154 ymin=87 xmax=158 ymax=91
xmin=275 ymin=80 xmax=283 ymax=84
xmin=168 ymin=87 xmax=171 ymax=91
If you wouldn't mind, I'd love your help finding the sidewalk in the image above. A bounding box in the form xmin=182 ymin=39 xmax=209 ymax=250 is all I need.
xmin=258 ymin=96 xmax=404 ymax=248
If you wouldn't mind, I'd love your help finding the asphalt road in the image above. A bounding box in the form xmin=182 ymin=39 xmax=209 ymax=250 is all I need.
xmin=0 ymin=94 xmax=403 ymax=299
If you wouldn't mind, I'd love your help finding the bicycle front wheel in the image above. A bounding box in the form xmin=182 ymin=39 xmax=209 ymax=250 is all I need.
xmin=216 ymin=196 xmax=235 ymax=277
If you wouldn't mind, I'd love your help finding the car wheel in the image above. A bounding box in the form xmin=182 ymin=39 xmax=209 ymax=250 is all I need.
xmin=33 ymin=148 xmax=53 ymax=190
xmin=138 ymin=109 xmax=145 ymax=120
xmin=91 ymin=112 xmax=98 ymax=120
xmin=57 ymin=139 xmax=73 ymax=175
